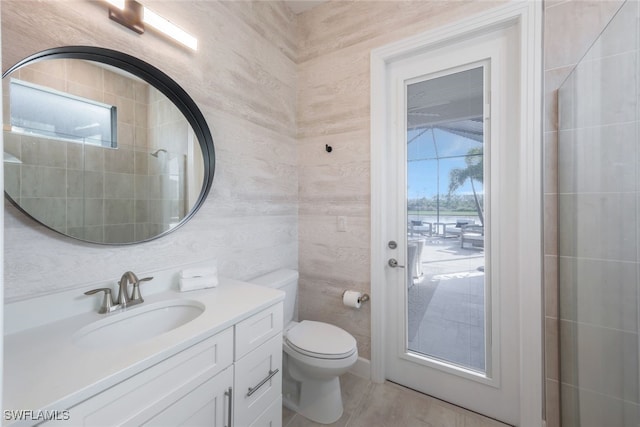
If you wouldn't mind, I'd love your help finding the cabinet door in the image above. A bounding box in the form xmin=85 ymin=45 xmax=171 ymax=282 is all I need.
xmin=250 ymin=396 xmax=282 ymax=427
xmin=142 ymin=366 xmax=233 ymax=427
xmin=234 ymin=334 xmax=282 ymax=427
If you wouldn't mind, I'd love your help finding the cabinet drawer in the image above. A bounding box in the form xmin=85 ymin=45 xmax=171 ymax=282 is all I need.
xmin=234 ymin=334 xmax=282 ymax=427
xmin=54 ymin=328 xmax=233 ymax=426
xmin=235 ymin=302 xmax=283 ymax=360
xmin=250 ymin=395 xmax=282 ymax=427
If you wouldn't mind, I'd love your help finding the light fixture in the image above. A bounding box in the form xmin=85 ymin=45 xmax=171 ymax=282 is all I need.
xmin=108 ymin=0 xmax=143 ymax=34
xmin=106 ymin=0 xmax=198 ymax=51
xmin=105 ymin=0 xmax=125 ymax=10
xmin=142 ymin=8 xmax=198 ymax=51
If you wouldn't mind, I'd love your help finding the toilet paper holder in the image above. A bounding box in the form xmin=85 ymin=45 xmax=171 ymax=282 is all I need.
xmin=342 ymin=290 xmax=370 ymax=304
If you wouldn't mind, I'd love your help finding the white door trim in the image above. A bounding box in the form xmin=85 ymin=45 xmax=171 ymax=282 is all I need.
xmin=370 ymin=2 xmax=543 ymax=426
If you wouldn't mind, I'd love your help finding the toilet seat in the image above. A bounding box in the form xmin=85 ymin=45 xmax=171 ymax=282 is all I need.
xmin=285 ymin=320 xmax=357 ymax=360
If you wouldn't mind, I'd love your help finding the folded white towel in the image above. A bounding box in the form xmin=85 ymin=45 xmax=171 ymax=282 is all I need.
xmin=180 ymin=267 xmax=218 ymax=279
xmin=179 ymin=275 xmax=219 ymax=292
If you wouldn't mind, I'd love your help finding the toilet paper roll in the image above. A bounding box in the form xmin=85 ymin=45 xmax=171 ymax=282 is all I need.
xmin=343 ymin=290 xmax=362 ymax=309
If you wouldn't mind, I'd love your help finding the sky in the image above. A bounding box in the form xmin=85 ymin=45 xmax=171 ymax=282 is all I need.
xmin=406 ymin=127 xmax=483 ymax=200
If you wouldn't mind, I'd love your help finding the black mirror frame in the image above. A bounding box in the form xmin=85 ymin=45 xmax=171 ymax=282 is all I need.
xmin=2 ymin=46 xmax=215 ymax=245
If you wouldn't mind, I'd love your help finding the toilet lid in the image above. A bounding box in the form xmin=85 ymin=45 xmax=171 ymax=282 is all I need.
xmin=285 ymin=320 xmax=357 ymax=359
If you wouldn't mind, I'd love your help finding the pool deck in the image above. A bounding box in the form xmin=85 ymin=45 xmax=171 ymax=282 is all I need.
xmin=407 ymin=234 xmax=486 ymax=372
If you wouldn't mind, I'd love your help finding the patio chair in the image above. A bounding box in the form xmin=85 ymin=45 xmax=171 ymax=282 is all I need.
xmin=409 ymin=220 xmax=433 ymax=236
xmin=440 ymin=219 xmax=473 ymax=238
xmin=461 ymin=224 xmax=484 ymax=249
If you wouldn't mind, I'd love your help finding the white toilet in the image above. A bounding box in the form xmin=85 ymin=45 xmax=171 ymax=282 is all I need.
xmin=251 ymin=269 xmax=358 ymax=424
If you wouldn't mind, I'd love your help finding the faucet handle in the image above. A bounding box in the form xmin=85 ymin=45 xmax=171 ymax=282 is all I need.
xmin=84 ymin=288 xmax=115 ymax=314
xmin=131 ymin=276 xmax=153 ymax=302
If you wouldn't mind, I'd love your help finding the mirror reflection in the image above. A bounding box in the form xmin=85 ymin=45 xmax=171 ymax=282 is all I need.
xmin=3 ymin=57 xmax=205 ymax=244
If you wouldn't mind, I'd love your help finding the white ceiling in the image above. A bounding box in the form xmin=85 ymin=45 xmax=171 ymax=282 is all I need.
xmin=285 ymin=0 xmax=328 ymax=14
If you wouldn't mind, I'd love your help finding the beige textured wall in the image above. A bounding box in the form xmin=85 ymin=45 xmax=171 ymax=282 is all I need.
xmin=296 ymin=0 xmax=503 ymax=361
xmin=543 ymin=1 xmax=624 ymax=425
xmin=2 ymin=0 xmax=299 ymax=301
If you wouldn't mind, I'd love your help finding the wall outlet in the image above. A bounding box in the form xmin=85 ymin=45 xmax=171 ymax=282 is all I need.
xmin=337 ymin=216 xmax=347 ymax=232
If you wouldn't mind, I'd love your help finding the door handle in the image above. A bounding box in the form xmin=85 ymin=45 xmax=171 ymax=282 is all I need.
xmin=388 ymin=258 xmax=405 ymax=268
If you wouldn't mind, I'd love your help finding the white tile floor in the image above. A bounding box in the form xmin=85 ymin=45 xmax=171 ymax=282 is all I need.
xmin=282 ymin=373 xmax=510 ymax=427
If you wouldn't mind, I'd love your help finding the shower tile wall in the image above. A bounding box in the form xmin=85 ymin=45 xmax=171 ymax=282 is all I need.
xmin=1 ymin=59 xmax=184 ymax=243
xmin=557 ymin=1 xmax=639 ymax=425
xmin=145 ymin=86 xmax=192 ymax=240
xmin=543 ymin=1 xmax=626 ymax=425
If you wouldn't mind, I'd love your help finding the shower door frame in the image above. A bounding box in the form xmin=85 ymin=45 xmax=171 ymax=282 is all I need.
xmin=370 ymin=2 xmax=543 ymax=426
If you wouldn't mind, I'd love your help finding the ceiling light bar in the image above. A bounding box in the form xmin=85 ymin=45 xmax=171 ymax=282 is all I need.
xmin=106 ymin=0 xmax=198 ymax=51
xmin=142 ymin=7 xmax=198 ymax=51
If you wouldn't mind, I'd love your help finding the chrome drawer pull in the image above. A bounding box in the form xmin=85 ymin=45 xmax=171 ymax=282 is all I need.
xmin=246 ymin=368 xmax=279 ymax=397
xmin=224 ymin=387 xmax=232 ymax=427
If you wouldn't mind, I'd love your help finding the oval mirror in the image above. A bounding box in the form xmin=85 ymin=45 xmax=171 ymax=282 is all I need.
xmin=2 ymin=46 xmax=215 ymax=244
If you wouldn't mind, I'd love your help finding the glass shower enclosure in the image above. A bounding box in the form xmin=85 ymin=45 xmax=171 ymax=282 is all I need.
xmin=558 ymin=0 xmax=640 ymax=425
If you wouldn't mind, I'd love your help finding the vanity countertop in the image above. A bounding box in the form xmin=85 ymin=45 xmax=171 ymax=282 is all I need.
xmin=3 ymin=277 xmax=284 ymax=425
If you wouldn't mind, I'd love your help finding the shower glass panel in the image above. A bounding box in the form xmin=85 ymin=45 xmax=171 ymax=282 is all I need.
xmin=557 ymin=1 xmax=640 ymax=425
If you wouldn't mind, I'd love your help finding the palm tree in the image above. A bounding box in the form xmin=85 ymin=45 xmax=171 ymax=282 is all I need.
xmin=448 ymin=147 xmax=484 ymax=225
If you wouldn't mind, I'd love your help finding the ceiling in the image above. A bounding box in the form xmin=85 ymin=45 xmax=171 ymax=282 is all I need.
xmin=407 ymin=67 xmax=484 ymax=136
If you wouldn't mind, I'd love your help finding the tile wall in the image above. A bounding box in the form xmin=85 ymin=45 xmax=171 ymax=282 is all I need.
xmin=1 ymin=59 xmax=186 ymax=243
xmin=145 ymin=86 xmax=195 ymax=239
xmin=543 ymin=0 xmax=626 ymax=425
xmin=556 ymin=1 xmax=640 ymax=424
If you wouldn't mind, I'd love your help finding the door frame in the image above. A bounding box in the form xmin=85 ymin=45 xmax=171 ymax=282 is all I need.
xmin=370 ymin=2 xmax=543 ymax=426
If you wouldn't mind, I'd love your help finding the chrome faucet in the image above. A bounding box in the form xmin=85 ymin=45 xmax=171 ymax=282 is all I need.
xmin=117 ymin=271 xmax=137 ymax=307
xmin=85 ymin=271 xmax=153 ymax=313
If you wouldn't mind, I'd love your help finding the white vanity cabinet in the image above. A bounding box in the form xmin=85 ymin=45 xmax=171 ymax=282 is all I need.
xmin=39 ymin=302 xmax=284 ymax=427
xmin=234 ymin=303 xmax=283 ymax=427
xmin=5 ymin=278 xmax=286 ymax=427
xmin=44 ymin=328 xmax=235 ymax=427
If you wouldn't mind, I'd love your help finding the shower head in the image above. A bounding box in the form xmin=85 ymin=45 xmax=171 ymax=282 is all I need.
xmin=150 ymin=148 xmax=168 ymax=158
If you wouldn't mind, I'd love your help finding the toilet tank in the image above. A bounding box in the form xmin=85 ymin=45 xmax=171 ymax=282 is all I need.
xmin=250 ymin=269 xmax=298 ymax=324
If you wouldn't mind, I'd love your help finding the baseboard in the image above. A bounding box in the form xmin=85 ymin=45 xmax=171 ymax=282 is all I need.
xmin=349 ymin=357 xmax=371 ymax=380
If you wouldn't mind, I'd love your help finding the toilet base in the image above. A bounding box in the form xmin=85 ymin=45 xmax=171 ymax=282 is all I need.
xmin=287 ymin=376 xmax=343 ymax=424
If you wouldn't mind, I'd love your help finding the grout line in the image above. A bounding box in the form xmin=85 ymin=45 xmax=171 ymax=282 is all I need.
xmin=283 ymin=413 xmax=296 ymax=427
xmin=558 ymin=380 xmax=640 ymax=408
xmin=343 ymin=413 xmax=353 ymax=427
xmin=557 ymin=255 xmax=638 ymax=265
xmin=559 ymin=317 xmax=639 ymax=335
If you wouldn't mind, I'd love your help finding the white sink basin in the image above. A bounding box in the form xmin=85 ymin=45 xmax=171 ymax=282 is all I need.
xmin=73 ymin=299 xmax=205 ymax=349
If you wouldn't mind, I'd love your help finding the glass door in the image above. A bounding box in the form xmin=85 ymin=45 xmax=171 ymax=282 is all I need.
xmin=406 ymin=66 xmax=487 ymax=374
xmin=383 ymin=24 xmax=521 ymax=424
